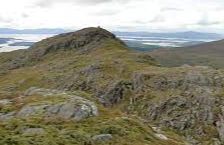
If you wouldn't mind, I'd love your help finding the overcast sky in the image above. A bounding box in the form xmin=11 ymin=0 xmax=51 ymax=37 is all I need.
xmin=0 ymin=0 xmax=224 ymax=33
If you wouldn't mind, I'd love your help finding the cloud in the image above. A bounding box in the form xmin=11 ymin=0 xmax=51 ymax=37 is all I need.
xmin=21 ymin=13 xmax=29 ymax=18
xmin=196 ymin=14 xmax=221 ymax=26
xmin=0 ymin=16 xmax=12 ymax=23
xmin=161 ymin=7 xmax=183 ymax=12
xmin=149 ymin=15 xmax=165 ymax=23
xmin=134 ymin=20 xmax=148 ymax=24
xmin=36 ymin=0 xmax=132 ymax=7
xmin=92 ymin=9 xmax=120 ymax=16
xmin=0 ymin=0 xmax=223 ymax=33
xmin=197 ymin=19 xmax=220 ymax=26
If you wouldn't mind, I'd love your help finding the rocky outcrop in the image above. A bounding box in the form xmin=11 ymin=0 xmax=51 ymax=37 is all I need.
xmin=216 ymin=107 xmax=224 ymax=143
xmin=0 ymin=27 xmax=126 ymax=71
xmin=46 ymin=96 xmax=98 ymax=121
xmin=0 ymin=99 xmax=12 ymax=105
xmin=28 ymin=27 xmax=126 ymax=59
xmin=129 ymin=66 xmax=224 ymax=143
xmin=1 ymin=87 xmax=98 ymax=121
xmin=153 ymin=94 xmax=223 ymax=144
xmin=99 ymin=80 xmax=133 ymax=106
xmin=92 ymin=134 xmax=113 ymax=143
xmin=2 ymin=27 xmax=224 ymax=144
xmin=0 ymin=49 xmax=28 ymax=71
xmin=0 ymin=112 xmax=15 ymax=121
xmin=62 ymin=63 xmax=104 ymax=91
xmin=24 ymin=87 xmax=67 ymax=96
xmin=133 ymin=66 xmax=224 ymax=90
xmin=17 ymin=98 xmax=98 ymax=121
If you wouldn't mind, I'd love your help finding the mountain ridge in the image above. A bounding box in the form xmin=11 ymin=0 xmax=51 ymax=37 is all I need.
xmin=0 ymin=27 xmax=223 ymax=40
xmin=150 ymin=39 xmax=224 ymax=68
xmin=0 ymin=27 xmax=224 ymax=144
xmin=114 ymin=31 xmax=223 ymax=40
xmin=0 ymin=28 xmax=71 ymax=34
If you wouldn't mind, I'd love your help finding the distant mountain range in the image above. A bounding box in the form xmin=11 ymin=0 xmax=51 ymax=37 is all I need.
xmin=0 ymin=28 xmax=223 ymax=40
xmin=0 ymin=28 xmax=71 ymax=34
xmin=114 ymin=31 xmax=224 ymax=40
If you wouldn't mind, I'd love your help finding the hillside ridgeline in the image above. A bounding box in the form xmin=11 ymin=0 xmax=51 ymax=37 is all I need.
xmin=0 ymin=27 xmax=224 ymax=145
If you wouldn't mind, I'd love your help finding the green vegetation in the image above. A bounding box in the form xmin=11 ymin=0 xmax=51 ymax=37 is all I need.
xmin=0 ymin=116 xmax=185 ymax=145
xmin=150 ymin=40 xmax=224 ymax=68
xmin=0 ymin=27 xmax=224 ymax=144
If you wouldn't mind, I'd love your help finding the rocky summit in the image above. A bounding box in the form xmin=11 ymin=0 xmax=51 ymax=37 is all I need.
xmin=0 ymin=27 xmax=224 ymax=145
xmin=28 ymin=27 xmax=125 ymax=58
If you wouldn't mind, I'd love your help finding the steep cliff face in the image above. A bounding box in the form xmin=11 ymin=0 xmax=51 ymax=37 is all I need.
xmin=0 ymin=27 xmax=224 ymax=144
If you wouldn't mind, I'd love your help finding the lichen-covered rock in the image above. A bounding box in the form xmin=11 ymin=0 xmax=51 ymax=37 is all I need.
xmin=24 ymin=87 xmax=66 ymax=96
xmin=0 ymin=111 xmax=15 ymax=121
xmin=0 ymin=99 xmax=12 ymax=105
xmin=17 ymin=105 xmax=49 ymax=118
xmin=99 ymin=80 xmax=133 ymax=106
xmin=129 ymin=67 xmax=224 ymax=143
xmin=16 ymin=87 xmax=98 ymax=121
xmin=155 ymin=134 xmax=168 ymax=140
xmin=132 ymin=66 xmax=224 ymax=91
xmin=216 ymin=107 xmax=224 ymax=142
xmin=92 ymin=134 xmax=113 ymax=143
xmin=46 ymin=96 xmax=98 ymax=121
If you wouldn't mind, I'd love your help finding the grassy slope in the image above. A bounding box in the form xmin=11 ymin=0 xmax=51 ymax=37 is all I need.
xmin=0 ymin=93 xmax=185 ymax=144
xmin=0 ymin=91 xmax=185 ymax=145
xmin=0 ymin=39 xmax=186 ymax=145
xmin=0 ymin=39 xmax=158 ymax=94
xmin=149 ymin=39 xmax=224 ymax=68
xmin=2 ymin=32 xmax=224 ymax=144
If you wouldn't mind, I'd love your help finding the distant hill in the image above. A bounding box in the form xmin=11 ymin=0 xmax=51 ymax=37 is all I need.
xmin=0 ymin=38 xmax=14 ymax=44
xmin=0 ymin=28 xmax=223 ymax=40
xmin=0 ymin=28 xmax=71 ymax=34
xmin=150 ymin=39 xmax=224 ymax=68
xmin=114 ymin=31 xmax=223 ymax=40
